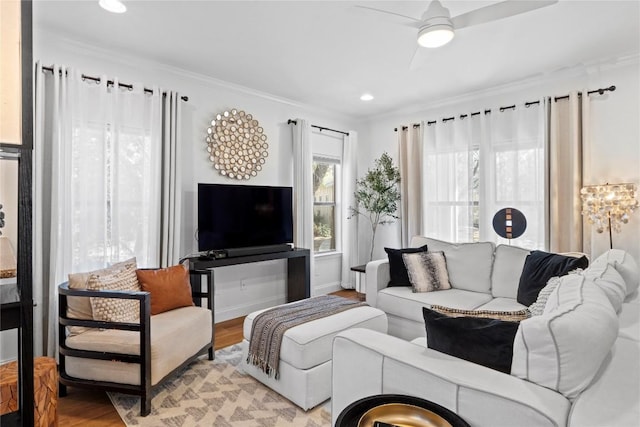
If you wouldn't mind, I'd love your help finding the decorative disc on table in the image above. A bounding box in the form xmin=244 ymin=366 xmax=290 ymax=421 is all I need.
xmin=206 ymin=108 xmax=268 ymax=180
xmin=492 ymin=207 xmax=526 ymax=240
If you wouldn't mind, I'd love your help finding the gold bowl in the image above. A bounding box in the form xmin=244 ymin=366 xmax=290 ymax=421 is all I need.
xmin=358 ymin=403 xmax=453 ymax=427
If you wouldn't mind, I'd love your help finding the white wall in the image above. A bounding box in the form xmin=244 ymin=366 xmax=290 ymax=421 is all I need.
xmin=32 ymin=31 xmax=362 ymax=327
xmin=358 ymin=58 xmax=640 ymax=264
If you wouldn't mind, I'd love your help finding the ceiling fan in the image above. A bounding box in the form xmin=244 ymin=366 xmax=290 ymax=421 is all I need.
xmin=356 ymin=0 xmax=558 ymax=65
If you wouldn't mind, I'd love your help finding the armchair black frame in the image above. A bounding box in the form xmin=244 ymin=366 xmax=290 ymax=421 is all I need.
xmin=58 ymin=268 xmax=215 ymax=416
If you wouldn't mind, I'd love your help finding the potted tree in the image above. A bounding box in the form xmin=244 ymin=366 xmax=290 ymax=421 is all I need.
xmin=350 ymin=152 xmax=401 ymax=261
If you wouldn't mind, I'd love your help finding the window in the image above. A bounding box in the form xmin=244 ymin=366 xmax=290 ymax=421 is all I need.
xmin=423 ymin=108 xmax=544 ymax=248
xmin=313 ymin=159 xmax=338 ymax=253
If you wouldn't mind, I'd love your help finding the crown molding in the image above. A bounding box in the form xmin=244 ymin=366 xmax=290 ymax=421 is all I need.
xmin=35 ymin=28 xmax=358 ymax=124
xmin=364 ymin=52 xmax=640 ymax=123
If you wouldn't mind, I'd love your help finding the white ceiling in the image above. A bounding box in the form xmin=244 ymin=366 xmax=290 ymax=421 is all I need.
xmin=34 ymin=1 xmax=640 ymax=119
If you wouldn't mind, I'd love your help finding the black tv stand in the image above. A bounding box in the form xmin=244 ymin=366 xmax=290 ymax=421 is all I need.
xmin=188 ymin=248 xmax=310 ymax=304
xmin=221 ymin=244 xmax=293 ymax=259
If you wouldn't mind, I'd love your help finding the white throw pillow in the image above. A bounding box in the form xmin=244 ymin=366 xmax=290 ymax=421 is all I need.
xmin=582 ymin=262 xmax=627 ymax=313
xmin=511 ymin=273 xmax=618 ymax=399
xmin=591 ymin=249 xmax=639 ymax=300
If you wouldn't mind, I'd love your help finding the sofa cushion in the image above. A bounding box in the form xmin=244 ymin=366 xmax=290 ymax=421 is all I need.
xmin=517 ymin=250 xmax=588 ymax=306
xmin=423 ymin=307 xmax=520 ymax=373
xmin=511 ymin=274 xmax=619 ymax=399
xmin=403 ymin=251 xmax=451 ymax=293
xmin=65 ymin=306 xmax=212 ymax=385
xmin=590 ymin=249 xmax=639 ymax=300
xmin=384 ymin=245 xmax=429 ymax=287
xmin=411 ymin=237 xmax=495 ymax=293
xmin=136 ymin=264 xmax=195 ymax=315
xmin=377 ymin=286 xmax=492 ymax=323
xmin=582 ymin=262 xmax=627 ymax=313
xmin=491 ymin=245 xmax=530 ymax=299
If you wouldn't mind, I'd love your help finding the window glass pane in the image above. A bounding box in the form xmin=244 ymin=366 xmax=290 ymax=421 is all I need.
xmin=313 ymin=205 xmax=335 ymax=252
xmin=313 ymin=162 xmax=334 ymax=203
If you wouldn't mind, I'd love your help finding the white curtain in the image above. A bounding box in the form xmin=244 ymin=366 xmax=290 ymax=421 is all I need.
xmin=291 ymin=119 xmax=315 ymax=291
xmin=34 ymin=63 xmax=163 ymax=356
xmin=398 ymin=125 xmax=424 ymax=246
xmin=420 ymin=103 xmax=545 ymax=248
xmin=423 ymin=117 xmax=476 ymax=242
xmin=159 ymin=92 xmax=182 ymax=267
xmin=480 ymin=102 xmax=546 ymax=249
xmin=547 ymin=92 xmax=587 ymax=253
xmin=340 ymin=131 xmax=358 ymax=289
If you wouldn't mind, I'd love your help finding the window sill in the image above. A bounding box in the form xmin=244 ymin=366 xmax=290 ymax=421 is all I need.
xmin=314 ymin=251 xmax=342 ymax=259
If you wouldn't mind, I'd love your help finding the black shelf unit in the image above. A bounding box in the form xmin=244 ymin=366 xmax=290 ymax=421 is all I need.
xmin=0 ymin=1 xmax=34 ymax=426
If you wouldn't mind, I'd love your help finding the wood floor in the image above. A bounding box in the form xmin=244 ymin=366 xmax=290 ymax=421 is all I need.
xmin=57 ymin=289 xmax=358 ymax=426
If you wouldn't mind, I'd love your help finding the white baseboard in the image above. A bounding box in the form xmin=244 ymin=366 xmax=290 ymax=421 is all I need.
xmin=314 ymin=281 xmax=343 ymax=296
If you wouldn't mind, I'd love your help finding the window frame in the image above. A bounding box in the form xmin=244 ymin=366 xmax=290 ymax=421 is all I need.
xmin=312 ymin=156 xmax=341 ymax=255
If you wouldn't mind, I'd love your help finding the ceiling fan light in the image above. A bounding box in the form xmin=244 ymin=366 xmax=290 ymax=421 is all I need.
xmin=418 ymin=24 xmax=454 ymax=48
xmin=99 ymin=0 xmax=127 ymax=14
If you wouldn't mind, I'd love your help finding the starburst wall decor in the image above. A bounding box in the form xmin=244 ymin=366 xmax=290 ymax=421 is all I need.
xmin=206 ymin=109 xmax=269 ymax=180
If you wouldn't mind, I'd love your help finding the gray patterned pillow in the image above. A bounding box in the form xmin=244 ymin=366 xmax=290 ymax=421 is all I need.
xmin=88 ymin=261 xmax=141 ymax=324
xmin=403 ymin=251 xmax=452 ymax=293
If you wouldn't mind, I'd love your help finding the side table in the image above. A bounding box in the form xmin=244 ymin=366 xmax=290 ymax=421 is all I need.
xmin=336 ymin=394 xmax=469 ymax=427
xmin=350 ymin=265 xmax=366 ymax=301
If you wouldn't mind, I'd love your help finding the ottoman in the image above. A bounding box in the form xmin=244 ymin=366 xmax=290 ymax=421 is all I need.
xmin=240 ymin=303 xmax=387 ymax=410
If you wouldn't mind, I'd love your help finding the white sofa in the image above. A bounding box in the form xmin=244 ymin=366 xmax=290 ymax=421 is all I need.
xmin=365 ymin=237 xmax=539 ymax=340
xmin=332 ymin=237 xmax=640 ymax=427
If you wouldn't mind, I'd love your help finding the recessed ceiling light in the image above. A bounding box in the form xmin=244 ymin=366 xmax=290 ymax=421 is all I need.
xmin=99 ymin=0 xmax=126 ymax=14
xmin=360 ymin=94 xmax=374 ymax=101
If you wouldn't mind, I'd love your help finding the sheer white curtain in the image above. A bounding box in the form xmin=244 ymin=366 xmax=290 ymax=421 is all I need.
xmin=341 ymin=131 xmax=358 ymax=289
xmin=291 ymin=119 xmax=315 ymax=290
xmin=547 ymin=92 xmax=587 ymax=253
xmin=398 ymin=125 xmax=424 ymax=246
xmin=423 ymin=117 xmax=477 ymax=242
xmin=34 ymin=63 xmax=163 ymax=356
xmin=480 ymin=102 xmax=546 ymax=249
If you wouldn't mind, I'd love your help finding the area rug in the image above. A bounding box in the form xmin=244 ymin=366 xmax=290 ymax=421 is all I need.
xmin=108 ymin=344 xmax=331 ymax=426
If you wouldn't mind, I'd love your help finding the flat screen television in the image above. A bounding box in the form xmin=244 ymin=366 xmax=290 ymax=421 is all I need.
xmin=197 ymin=183 xmax=293 ymax=252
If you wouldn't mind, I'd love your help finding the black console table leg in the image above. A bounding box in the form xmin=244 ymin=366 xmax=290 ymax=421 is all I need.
xmin=287 ymin=254 xmax=310 ymax=302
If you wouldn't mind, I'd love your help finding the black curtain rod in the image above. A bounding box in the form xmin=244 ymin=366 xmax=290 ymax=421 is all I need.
xmin=394 ymin=85 xmax=615 ymax=131
xmin=287 ymin=119 xmax=349 ymax=136
xmin=41 ymin=65 xmax=188 ymax=102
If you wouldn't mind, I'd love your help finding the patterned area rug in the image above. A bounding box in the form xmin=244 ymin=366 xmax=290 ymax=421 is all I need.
xmin=108 ymin=344 xmax=331 ymax=426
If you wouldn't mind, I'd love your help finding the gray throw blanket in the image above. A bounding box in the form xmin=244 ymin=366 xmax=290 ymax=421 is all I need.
xmin=247 ymin=295 xmax=367 ymax=379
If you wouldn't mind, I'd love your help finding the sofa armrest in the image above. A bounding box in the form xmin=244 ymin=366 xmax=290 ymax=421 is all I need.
xmin=365 ymin=259 xmax=389 ymax=308
xmin=332 ymin=329 xmax=571 ymax=427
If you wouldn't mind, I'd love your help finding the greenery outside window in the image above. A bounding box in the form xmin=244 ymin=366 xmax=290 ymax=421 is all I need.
xmin=313 ymin=158 xmax=339 ymax=253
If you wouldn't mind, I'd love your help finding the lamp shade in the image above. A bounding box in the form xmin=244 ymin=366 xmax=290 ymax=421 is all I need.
xmin=580 ymin=183 xmax=638 ymax=233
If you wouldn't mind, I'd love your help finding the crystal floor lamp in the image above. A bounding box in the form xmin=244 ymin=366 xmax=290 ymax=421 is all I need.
xmin=580 ymin=183 xmax=639 ymax=249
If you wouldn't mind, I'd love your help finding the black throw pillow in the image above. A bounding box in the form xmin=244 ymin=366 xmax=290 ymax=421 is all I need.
xmin=384 ymin=245 xmax=428 ymax=287
xmin=422 ymin=307 xmax=519 ymax=374
xmin=517 ymin=250 xmax=589 ymax=306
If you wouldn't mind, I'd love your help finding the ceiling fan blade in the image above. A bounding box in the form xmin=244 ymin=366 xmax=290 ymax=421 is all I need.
xmin=409 ymin=46 xmax=420 ymax=70
xmin=354 ymin=5 xmax=422 ymax=27
xmin=451 ymin=0 xmax=558 ymax=29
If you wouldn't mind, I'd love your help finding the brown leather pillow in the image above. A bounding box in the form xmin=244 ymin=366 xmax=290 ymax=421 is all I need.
xmin=136 ymin=264 xmax=194 ymax=315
